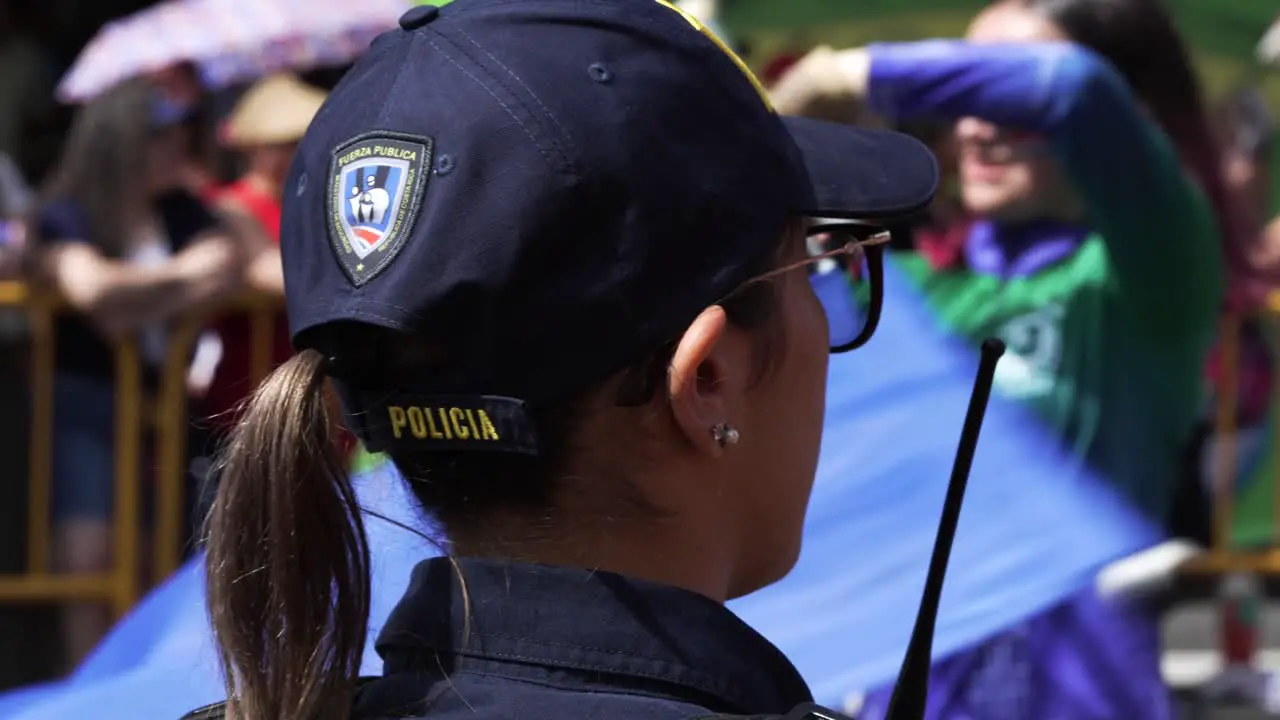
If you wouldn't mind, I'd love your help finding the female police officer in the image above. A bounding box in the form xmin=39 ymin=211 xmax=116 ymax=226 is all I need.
xmin=197 ymin=1 xmax=938 ymax=719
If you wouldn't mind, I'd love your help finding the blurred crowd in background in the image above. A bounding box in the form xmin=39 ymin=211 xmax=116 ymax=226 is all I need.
xmin=4 ymin=0 xmax=1280 ymax=707
xmin=0 ymin=0 xmax=385 ymax=685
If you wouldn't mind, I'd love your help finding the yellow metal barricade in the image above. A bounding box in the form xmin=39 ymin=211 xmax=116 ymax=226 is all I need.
xmin=153 ymin=292 xmax=281 ymax=580
xmin=0 ymin=281 xmax=283 ymax=617
xmin=1184 ymin=294 xmax=1280 ymax=574
xmin=0 ymin=281 xmax=143 ymax=618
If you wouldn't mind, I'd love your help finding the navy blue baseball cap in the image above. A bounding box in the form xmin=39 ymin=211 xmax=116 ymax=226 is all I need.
xmin=281 ymin=0 xmax=938 ymax=455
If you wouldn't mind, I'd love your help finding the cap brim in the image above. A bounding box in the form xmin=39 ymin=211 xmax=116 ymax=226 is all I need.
xmin=784 ymin=115 xmax=940 ymax=220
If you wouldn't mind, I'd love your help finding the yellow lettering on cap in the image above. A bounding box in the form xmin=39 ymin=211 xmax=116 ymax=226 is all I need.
xmin=449 ymin=408 xmax=470 ymax=439
xmin=436 ymin=408 xmax=453 ymax=439
xmin=422 ymin=408 xmax=445 ymax=439
xmin=388 ymin=407 xmax=408 ymax=438
xmin=388 ymin=405 xmax=508 ymax=444
xmin=477 ymin=410 xmax=501 ymax=441
xmin=407 ymin=407 xmax=428 ymax=438
xmin=652 ymin=0 xmax=773 ymax=111
xmin=337 ymin=146 xmax=373 ymax=165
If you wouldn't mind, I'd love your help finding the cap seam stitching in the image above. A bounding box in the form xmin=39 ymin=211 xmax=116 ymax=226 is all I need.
xmin=302 ymin=306 xmax=420 ymax=336
xmin=493 ymin=0 xmax=757 ymax=113
xmin=436 ymin=0 xmax=755 ymax=137
xmin=422 ymin=29 xmax=567 ymax=171
xmin=450 ymin=24 xmax=576 ymax=172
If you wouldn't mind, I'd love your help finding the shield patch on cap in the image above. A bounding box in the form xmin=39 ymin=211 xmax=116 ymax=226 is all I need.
xmin=327 ymin=132 xmax=432 ymax=286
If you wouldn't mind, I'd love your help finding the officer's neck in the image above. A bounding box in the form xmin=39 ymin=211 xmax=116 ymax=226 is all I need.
xmin=450 ymin=506 xmax=737 ymax=603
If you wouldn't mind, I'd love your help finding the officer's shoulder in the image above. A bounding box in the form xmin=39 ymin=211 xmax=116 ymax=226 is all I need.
xmin=179 ymin=695 xmax=853 ymax=720
xmin=693 ymin=703 xmax=854 ymax=720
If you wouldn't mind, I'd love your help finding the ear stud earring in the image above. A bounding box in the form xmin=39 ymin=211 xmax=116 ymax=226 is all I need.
xmin=711 ymin=423 xmax=741 ymax=448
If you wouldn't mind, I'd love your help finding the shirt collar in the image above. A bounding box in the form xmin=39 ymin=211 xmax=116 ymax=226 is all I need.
xmin=375 ymin=557 xmax=813 ymax=714
xmin=965 ymin=220 xmax=1089 ymax=278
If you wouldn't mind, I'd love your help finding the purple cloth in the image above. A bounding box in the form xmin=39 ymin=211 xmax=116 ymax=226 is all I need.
xmin=857 ymin=588 xmax=1171 ymax=720
xmin=964 ymin=221 xmax=1089 ymax=278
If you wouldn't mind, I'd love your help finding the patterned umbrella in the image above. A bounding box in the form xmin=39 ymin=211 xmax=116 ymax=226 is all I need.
xmin=57 ymin=0 xmax=416 ymax=103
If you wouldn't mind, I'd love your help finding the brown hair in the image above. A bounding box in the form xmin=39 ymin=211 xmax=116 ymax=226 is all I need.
xmin=205 ymin=350 xmax=368 ymax=720
xmin=1017 ymin=0 xmax=1253 ymax=301
xmin=37 ymin=77 xmax=159 ymax=257
xmin=203 ymin=225 xmax=797 ymax=719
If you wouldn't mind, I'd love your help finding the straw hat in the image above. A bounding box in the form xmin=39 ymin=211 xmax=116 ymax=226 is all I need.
xmin=223 ymin=73 xmax=327 ymax=148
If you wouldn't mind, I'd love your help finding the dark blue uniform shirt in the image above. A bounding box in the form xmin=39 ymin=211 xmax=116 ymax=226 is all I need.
xmin=36 ymin=191 xmax=218 ymax=382
xmin=354 ymin=557 xmax=817 ymax=719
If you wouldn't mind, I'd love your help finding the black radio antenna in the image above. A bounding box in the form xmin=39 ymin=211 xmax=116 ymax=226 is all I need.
xmin=883 ymin=338 xmax=1006 ymax=720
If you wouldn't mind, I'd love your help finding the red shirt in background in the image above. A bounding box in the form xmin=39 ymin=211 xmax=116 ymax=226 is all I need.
xmin=203 ymin=178 xmax=293 ymax=431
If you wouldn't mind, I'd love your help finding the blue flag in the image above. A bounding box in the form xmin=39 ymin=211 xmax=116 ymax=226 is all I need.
xmin=0 ymin=259 xmax=1159 ymax=718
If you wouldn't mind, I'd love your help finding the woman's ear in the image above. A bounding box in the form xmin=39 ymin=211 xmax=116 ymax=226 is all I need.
xmin=667 ymin=305 xmax=733 ymax=457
